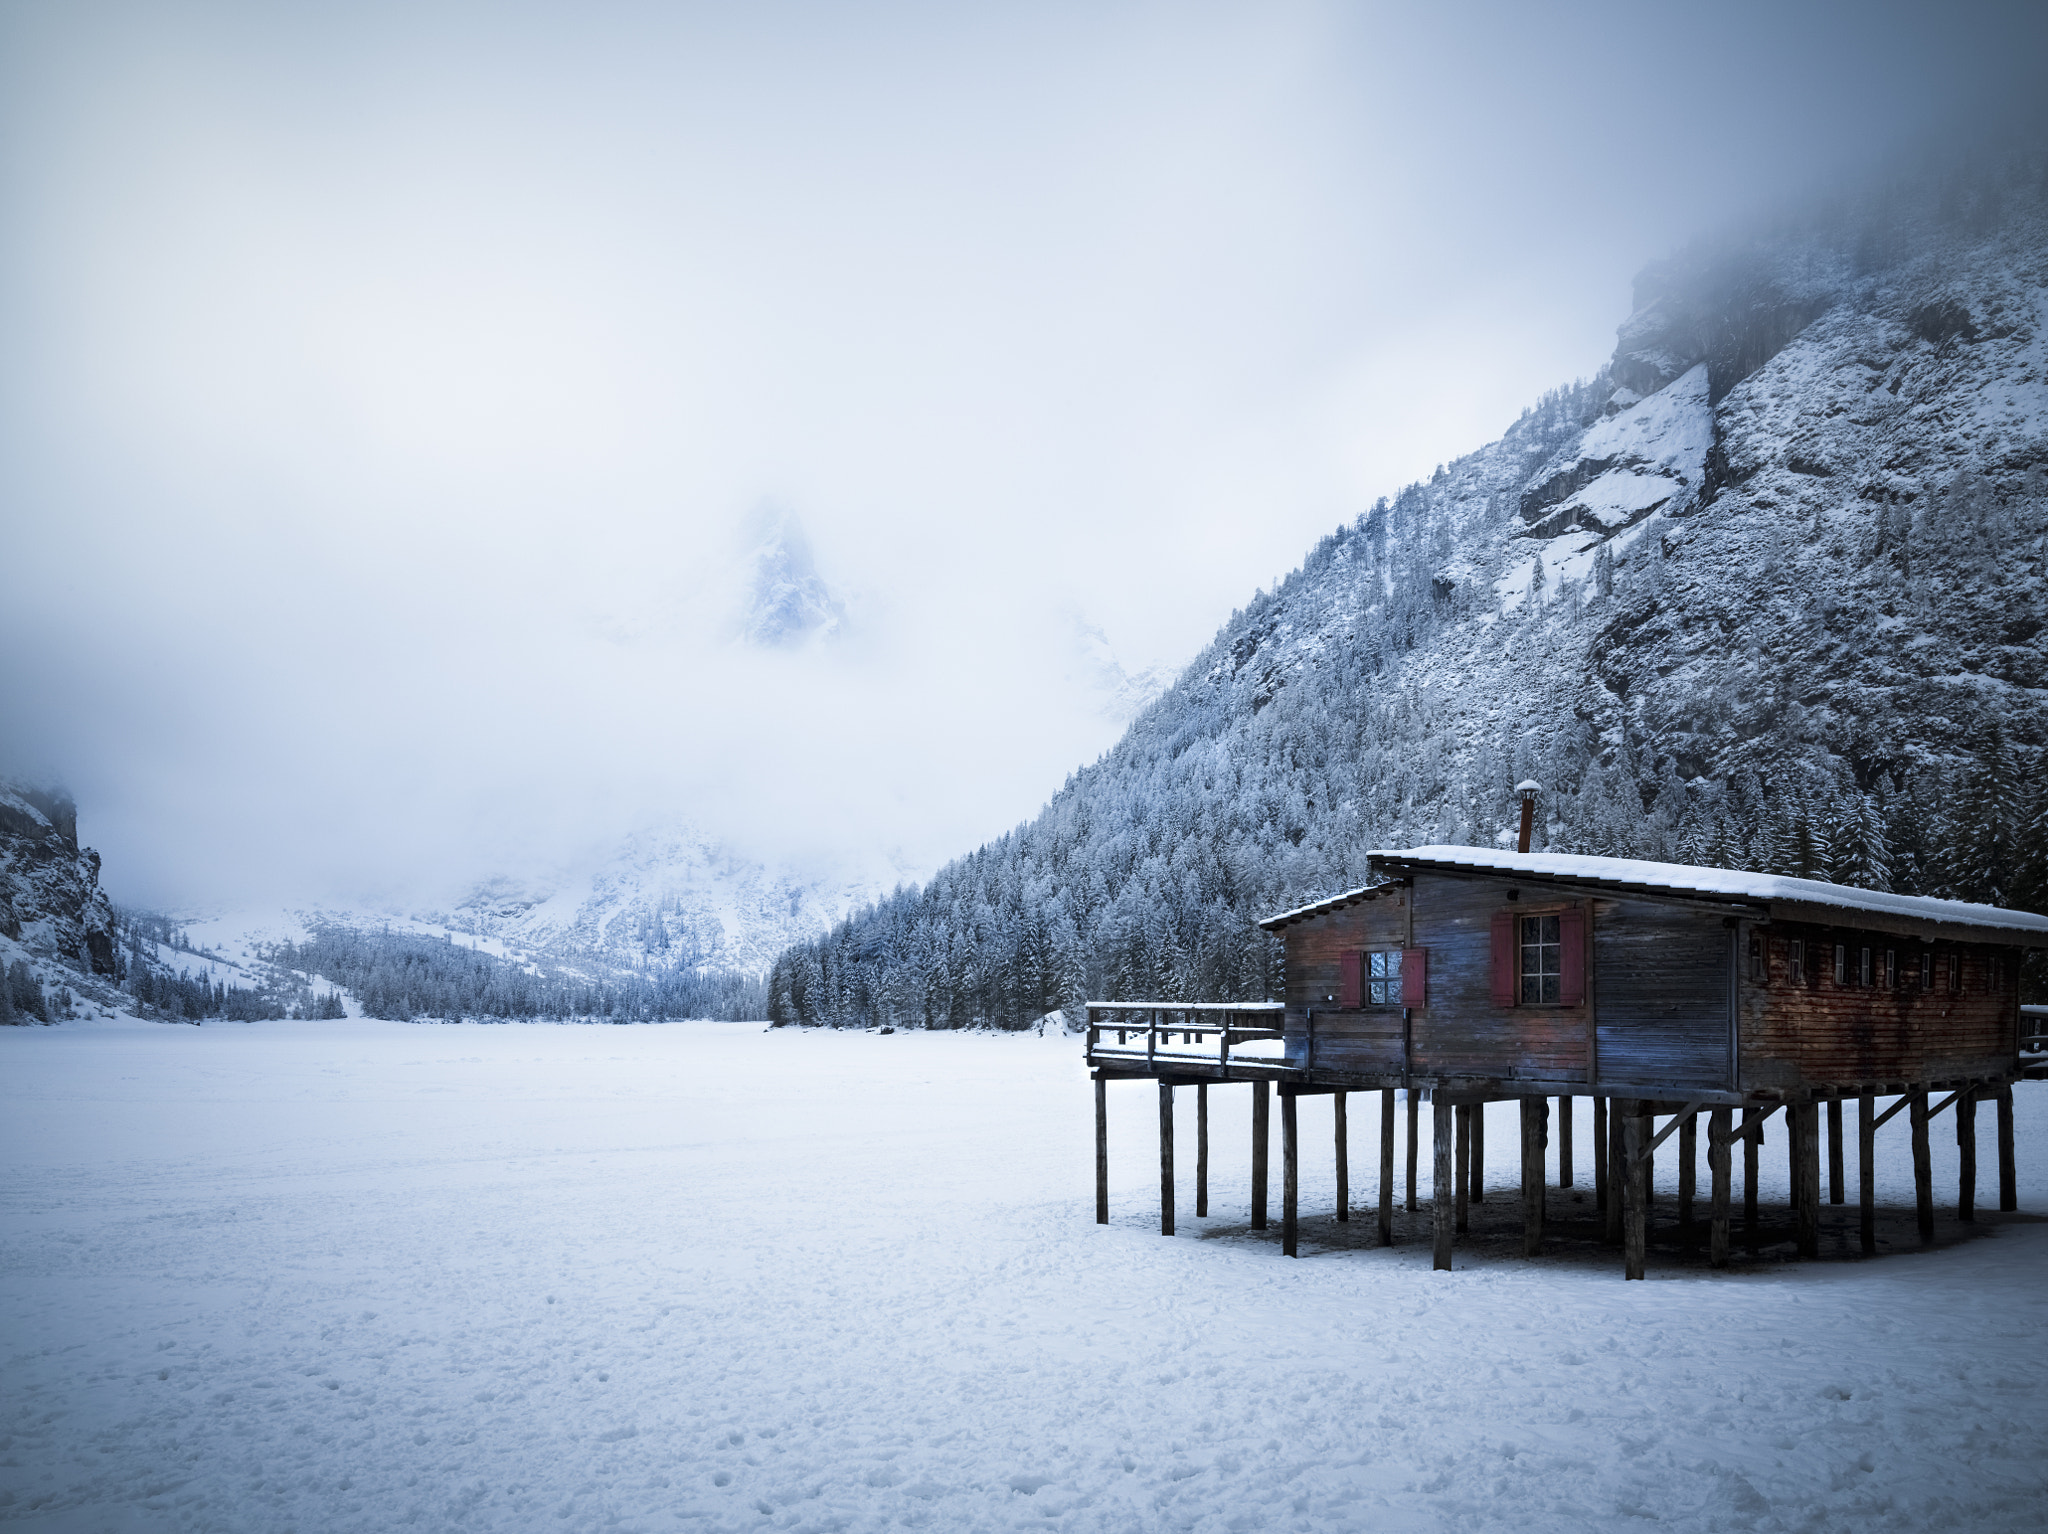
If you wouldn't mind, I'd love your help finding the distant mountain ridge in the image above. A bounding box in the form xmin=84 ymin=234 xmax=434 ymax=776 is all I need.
xmin=768 ymin=152 xmax=2048 ymax=1027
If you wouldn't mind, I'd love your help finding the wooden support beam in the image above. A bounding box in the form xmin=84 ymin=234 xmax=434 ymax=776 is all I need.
xmin=1406 ymin=1090 xmax=1419 ymax=1213
xmin=1678 ymin=1112 xmax=1697 ymax=1234
xmin=1159 ymin=1082 xmax=1175 ymax=1237
xmin=1470 ymin=1100 xmax=1486 ymax=1204
xmin=1593 ymin=1096 xmax=1609 ymax=1213
xmin=1251 ymin=1079 xmax=1270 ymax=1231
xmin=1454 ymin=1103 xmax=1471 ymax=1235
xmin=1559 ymin=1095 xmax=1573 ymax=1188
xmin=1911 ymin=1091 xmax=1934 ymax=1244
xmin=1794 ymin=1101 xmax=1820 ymax=1259
xmin=1998 ymin=1084 xmax=2017 ymax=1213
xmin=1521 ymin=1096 xmax=1546 ymax=1256
xmin=1711 ymin=1105 xmax=1781 ymax=1150
xmin=1827 ymin=1098 xmax=1845 ymax=1205
xmin=1858 ymin=1091 xmax=1876 ymax=1255
xmin=1956 ymin=1086 xmax=1976 ymax=1223
xmin=1378 ymin=1088 xmax=1395 ymax=1246
xmin=1095 ymin=1076 xmax=1109 ymax=1226
xmin=1432 ymin=1096 xmax=1454 ymax=1272
xmin=1196 ymin=1083 xmax=1209 ymax=1219
xmin=1605 ymin=1097 xmax=1623 ymax=1245
xmin=1742 ymin=1106 xmax=1761 ymax=1249
xmin=1708 ymin=1105 xmax=1731 ymax=1268
xmin=1334 ymin=1090 xmax=1349 ymax=1223
xmin=1282 ymin=1088 xmax=1299 ymax=1257
xmin=1622 ymin=1099 xmax=1647 ymax=1281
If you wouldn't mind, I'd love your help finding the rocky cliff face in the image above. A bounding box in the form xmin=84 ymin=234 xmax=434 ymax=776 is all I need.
xmin=0 ymin=783 xmax=118 ymax=977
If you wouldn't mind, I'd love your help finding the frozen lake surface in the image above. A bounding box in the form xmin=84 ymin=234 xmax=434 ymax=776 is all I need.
xmin=4 ymin=1019 xmax=2047 ymax=1532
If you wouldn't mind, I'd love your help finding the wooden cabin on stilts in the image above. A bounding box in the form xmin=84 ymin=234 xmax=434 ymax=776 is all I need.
xmin=1086 ymin=786 xmax=2048 ymax=1277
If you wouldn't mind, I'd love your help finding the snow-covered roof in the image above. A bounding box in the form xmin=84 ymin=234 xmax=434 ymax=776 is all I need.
xmin=1257 ymin=881 xmax=1404 ymax=930
xmin=1331 ymin=846 xmax=2048 ymax=939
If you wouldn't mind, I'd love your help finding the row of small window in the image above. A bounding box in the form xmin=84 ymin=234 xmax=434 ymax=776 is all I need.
xmin=1747 ymin=935 xmax=2006 ymax=993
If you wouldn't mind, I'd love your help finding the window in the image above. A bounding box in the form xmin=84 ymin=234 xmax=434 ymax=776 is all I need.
xmin=1520 ymin=914 xmax=1561 ymax=1004
xmin=1750 ymin=935 xmax=1765 ymax=983
xmin=1789 ymin=943 xmax=1805 ymax=985
xmin=1834 ymin=944 xmax=1848 ymax=985
xmin=1948 ymin=953 xmax=1961 ymax=992
xmin=1859 ymin=947 xmax=1872 ymax=987
xmin=1884 ymin=949 xmax=1896 ymax=989
xmin=1367 ymin=950 xmax=1404 ymax=1005
xmin=1919 ymin=951 xmax=1932 ymax=990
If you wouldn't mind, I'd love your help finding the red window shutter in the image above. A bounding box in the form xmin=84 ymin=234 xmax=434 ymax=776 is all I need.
xmin=1490 ymin=911 xmax=1516 ymax=1006
xmin=1338 ymin=950 xmax=1362 ymax=1009
xmin=1401 ymin=947 xmax=1427 ymax=1007
xmin=1559 ymin=906 xmax=1586 ymax=1006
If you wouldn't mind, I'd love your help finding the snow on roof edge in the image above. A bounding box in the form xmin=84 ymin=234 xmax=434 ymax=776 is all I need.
xmin=1343 ymin=846 xmax=2048 ymax=936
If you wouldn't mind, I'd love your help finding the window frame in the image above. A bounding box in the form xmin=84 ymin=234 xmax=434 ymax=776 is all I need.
xmin=1517 ymin=911 xmax=1564 ymax=1006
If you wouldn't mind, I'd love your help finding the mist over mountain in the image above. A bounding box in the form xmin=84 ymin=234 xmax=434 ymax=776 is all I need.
xmin=768 ymin=153 xmax=2048 ymax=1028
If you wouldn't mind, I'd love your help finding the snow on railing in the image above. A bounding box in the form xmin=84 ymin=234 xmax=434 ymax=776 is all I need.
xmin=1084 ymin=1001 xmax=1288 ymax=1075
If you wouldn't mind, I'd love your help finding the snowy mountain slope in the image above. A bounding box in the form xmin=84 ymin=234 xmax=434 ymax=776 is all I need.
xmin=427 ymin=821 xmax=903 ymax=976
xmin=770 ymin=158 xmax=2048 ymax=1027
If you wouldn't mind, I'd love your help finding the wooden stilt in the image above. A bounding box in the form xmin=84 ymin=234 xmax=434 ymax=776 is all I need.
xmin=1621 ymin=1099 xmax=1646 ymax=1280
xmin=1521 ymin=1096 xmax=1545 ymax=1256
xmin=1795 ymin=1101 xmax=1820 ymax=1258
xmin=1334 ymin=1090 xmax=1349 ymax=1223
xmin=1432 ymin=1096 xmax=1454 ymax=1272
xmin=1910 ymin=1090 xmax=1934 ymax=1244
xmin=1159 ymin=1081 xmax=1175 ymax=1236
xmin=1196 ymin=1083 xmax=1209 ymax=1219
xmin=1094 ymin=1075 xmax=1109 ymax=1225
xmin=1378 ymin=1088 xmax=1395 ymax=1246
xmin=1858 ymin=1091 xmax=1875 ymax=1254
xmin=1251 ymin=1079 xmax=1269 ymax=1231
xmin=1709 ymin=1105 xmax=1731 ymax=1268
xmin=1604 ymin=1096 xmax=1623 ymax=1244
xmin=1998 ymin=1083 xmax=2017 ymax=1213
xmin=1454 ymin=1103 xmax=1471 ymax=1234
xmin=1406 ymin=1089 xmax=1419 ymax=1213
xmin=1593 ymin=1096 xmax=1609 ymax=1213
xmin=1641 ymin=1111 xmax=1654 ymax=1239
xmin=1282 ymin=1088 xmax=1299 ymax=1257
xmin=1679 ymin=1113 xmax=1698 ymax=1234
xmin=1742 ymin=1107 xmax=1761 ymax=1247
xmin=1471 ymin=1102 xmax=1486 ymax=1203
xmin=1957 ymin=1086 xmax=1976 ymax=1223
xmin=1559 ymin=1095 xmax=1574 ymax=1188
xmin=1827 ymin=1098 xmax=1845 ymax=1205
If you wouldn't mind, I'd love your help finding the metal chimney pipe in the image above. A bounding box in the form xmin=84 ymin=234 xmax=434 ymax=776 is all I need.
xmin=1516 ymin=780 xmax=1542 ymax=855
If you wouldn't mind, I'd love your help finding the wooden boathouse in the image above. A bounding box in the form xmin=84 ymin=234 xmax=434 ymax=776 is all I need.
xmin=1086 ymin=843 xmax=2048 ymax=1277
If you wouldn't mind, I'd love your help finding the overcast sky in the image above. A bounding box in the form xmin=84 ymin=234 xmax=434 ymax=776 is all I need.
xmin=4 ymin=0 xmax=2044 ymax=910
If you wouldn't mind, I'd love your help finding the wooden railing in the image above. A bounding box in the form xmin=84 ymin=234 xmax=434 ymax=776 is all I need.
xmin=1084 ymin=1001 xmax=1288 ymax=1075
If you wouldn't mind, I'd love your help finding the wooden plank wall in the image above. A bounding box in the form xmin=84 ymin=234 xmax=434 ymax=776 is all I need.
xmin=1594 ymin=896 xmax=1733 ymax=1090
xmin=1409 ymin=875 xmax=1590 ymax=1082
xmin=1282 ymin=888 xmax=1407 ymax=1073
xmin=1739 ymin=924 xmax=2021 ymax=1089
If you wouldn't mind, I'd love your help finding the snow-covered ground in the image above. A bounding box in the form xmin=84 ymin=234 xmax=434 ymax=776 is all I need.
xmin=5 ymin=1021 xmax=2046 ymax=1533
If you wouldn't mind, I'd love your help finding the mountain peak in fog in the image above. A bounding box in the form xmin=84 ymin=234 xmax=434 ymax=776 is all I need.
xmin=740 ymin=507 xmax=845 ymax=649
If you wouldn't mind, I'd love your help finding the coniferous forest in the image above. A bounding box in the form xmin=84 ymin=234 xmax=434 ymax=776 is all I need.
xmin=769 ymin=160 xmax=2048 ymax=1028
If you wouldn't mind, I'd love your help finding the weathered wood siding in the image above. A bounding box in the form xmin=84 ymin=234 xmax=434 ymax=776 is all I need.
xmin=1408 ymin=874 xmax=1591 ymax=1082
xmin=1281 ymin=887 xmax=1407 ymax=1073
xmin=1593 ymin=896 xmax=1733 ymax=1090
xmin=1739 ymin=923 xmax=2021 ymax=1088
